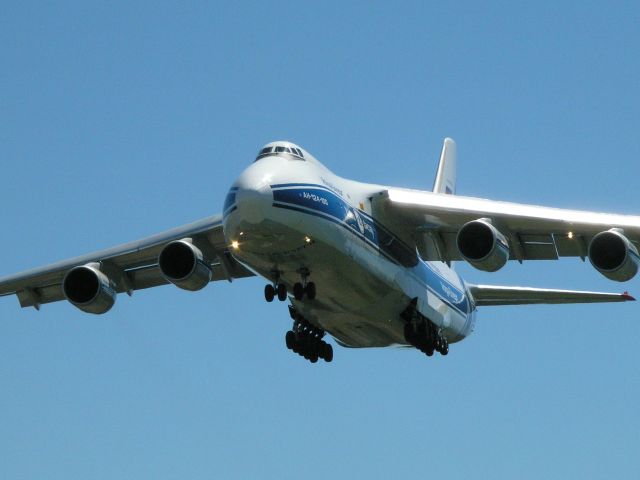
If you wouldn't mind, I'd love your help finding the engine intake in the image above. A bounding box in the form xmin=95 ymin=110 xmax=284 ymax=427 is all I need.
xmin=158 ymin=239 xmax=212 ymax=291
xmin=62 ymin=264 xmax=116 ymax=314
xmin=456 ymin=219 xmax=509 ymax=272
xmin=588 ymin=229 xmax=639 ymax=282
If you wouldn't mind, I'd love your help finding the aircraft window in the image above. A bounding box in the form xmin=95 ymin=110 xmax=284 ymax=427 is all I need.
xmin=260 ymin=147 xmax=272 ymax=155
xmin=275 ymin=146 xmax=286 ymax=153
xmin=295 ymin=148 xmax=304 ymax=157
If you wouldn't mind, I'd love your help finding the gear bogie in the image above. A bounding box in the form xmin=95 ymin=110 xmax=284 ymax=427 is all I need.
xmin=403 ymin=316 xmax=450 ymax=358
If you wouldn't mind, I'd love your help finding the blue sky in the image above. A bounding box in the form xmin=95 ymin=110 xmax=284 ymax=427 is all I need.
xmin=1 ymin=2 xmax=639 ymax=478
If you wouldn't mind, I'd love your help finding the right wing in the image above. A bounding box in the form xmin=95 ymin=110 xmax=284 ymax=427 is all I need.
xmin=469 ymin=284 xmax=635 ymax=307
xmin=0 ymin=215 xmax=253 ymax=310
xmin=372 ymin=188 xmax=640 ymax=263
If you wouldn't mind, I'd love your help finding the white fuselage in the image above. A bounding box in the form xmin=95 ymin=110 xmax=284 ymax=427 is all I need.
xmin=222 ymin=148 xmax=476 ymax=348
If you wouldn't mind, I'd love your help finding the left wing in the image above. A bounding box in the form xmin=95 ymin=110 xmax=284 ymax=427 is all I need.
xmin=469 ymin=284 xmax=635 ymax=306
xmin=372 ymin=188 xmax=640 ymax=264
xmin=0 ymin=215 xmax=253 ymax=311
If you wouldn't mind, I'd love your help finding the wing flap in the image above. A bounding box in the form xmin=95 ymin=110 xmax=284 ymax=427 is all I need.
xmin=469 ymin=284 xmax=635 ymax=307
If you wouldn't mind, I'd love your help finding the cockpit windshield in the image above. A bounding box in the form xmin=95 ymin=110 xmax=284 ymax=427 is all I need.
xmin=254 ymin=144 xmax=305 ymax=162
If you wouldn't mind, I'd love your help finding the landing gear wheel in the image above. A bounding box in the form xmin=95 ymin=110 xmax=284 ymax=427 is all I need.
xmin=277 ymin=283 xmax=287 ymax=301
xmin=264 ymin=284 xmax=275 ymax=302
xmin=293 ymin=282 xmax=305 ymax=301
xmin=285 ymin=331 xmax=295 ymax=350
xmin=305 ymin=282 xmax=316 ymax=300
xmin=323 ymin=344 xmax=333 ymax=363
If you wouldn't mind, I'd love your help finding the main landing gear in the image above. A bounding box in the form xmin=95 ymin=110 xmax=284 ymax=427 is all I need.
xmin=401 ymin=299 xmax=449 ymax=357
xmin=285 ymin=306 xmax=333 ymax=363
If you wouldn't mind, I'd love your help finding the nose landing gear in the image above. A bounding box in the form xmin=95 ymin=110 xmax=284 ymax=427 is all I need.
xmin=264 ymin=283 xmax=287 ymax=302
xmin=264 ymin=270 xmax=288 ymax=302
xmin=292 ymin=268 xmax=316 ymax=301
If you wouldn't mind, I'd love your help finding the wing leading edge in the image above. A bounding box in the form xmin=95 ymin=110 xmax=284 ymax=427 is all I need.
xmin=0 ymin=215 xmax=254 ymax=310
xmin=372 ymin=187 xmax=640 ymax=263
xmin=469 ymin=284 xmax=635 ymax=307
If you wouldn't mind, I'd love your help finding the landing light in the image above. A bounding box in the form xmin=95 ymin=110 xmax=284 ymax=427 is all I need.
xmin=231 ymin=240 xmax=240 ymax=250
xmin=568 ymin=231 xmax=574 ymax=239
xmin=305 ymin=236 xmax=312 ymax=244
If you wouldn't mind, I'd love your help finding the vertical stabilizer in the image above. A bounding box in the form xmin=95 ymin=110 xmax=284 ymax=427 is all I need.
xmin=432 ymin=138 xmax=456 ymax=194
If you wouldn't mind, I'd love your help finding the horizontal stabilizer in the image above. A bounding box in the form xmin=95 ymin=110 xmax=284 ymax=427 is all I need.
xmin=469 ymin=284 xmax=635 ymax=307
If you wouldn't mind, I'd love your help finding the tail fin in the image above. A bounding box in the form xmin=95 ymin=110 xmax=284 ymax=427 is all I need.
xmin=432 ymin=138 xmax=456 ymax=194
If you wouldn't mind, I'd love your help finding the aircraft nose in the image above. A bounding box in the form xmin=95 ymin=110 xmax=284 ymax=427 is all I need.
xmin=231 ymin=166 xmax=273 ymax=224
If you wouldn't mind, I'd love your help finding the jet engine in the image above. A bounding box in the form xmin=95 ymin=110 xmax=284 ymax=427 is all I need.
xmin=62 ymin=264 xmax=117 ymax=314
xmin=158 ymin=239 xmax=212 ymax=291
xmin=456 ymin=219 xmax=509 ymax=272
xmin=588 ymin=229 xmax=639 ymax=282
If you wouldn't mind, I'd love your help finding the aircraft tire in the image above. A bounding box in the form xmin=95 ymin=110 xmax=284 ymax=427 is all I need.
xmin=293 ymin=282 xmax=304 ymax=300
xmin=324 ymin=344 xmax=333 ymax=363
xmin=305 ymin=282 xmax=316 ymax=300
xmin=285 ymin=331 xmax=295 ymax=350
xmin=265 ymin=284 xmax=275 ymax=302
xmin=277 ymin=283 xmax=287 ymax=301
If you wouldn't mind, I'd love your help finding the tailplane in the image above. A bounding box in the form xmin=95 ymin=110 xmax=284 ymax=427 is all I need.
xmin=432 ymin=138 xmax=456 ymax=194
xmin=468 ymin=284 xmax=635 ymax=306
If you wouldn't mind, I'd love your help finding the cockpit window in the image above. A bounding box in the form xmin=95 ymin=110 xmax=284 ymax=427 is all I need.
xmin=254 ymin=144 xmax=306 ymax=162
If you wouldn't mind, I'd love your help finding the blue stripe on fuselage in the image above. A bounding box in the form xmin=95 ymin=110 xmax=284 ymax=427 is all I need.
xmin=410 ymin=262 xmax=470 ymax=315
xmin=272 ymin=184 xmax=417 ymax=266
xmin=271 ymin=183 xmax=471 ymax=317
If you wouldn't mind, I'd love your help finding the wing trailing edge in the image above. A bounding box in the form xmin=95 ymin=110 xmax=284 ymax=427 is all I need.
xmin=468 ymin=284 xmax=635 ymax=307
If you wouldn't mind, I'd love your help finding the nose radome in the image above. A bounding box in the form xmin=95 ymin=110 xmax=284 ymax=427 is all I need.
xmin=233 ymin=168 xmax=273 ymax=224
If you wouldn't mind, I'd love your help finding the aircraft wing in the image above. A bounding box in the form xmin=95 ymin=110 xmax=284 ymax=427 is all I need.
xmin=373 ymin=188 xmax=640 ymax=263
xmin=468 ymin=284 xmax=635 ymax=306
xmin=0 ymin=215 xmax=253 ymax=310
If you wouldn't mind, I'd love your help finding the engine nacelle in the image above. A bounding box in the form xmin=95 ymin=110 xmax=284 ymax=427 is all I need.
xmin=158 ymin=239 xmax=212 ymax=291
xmin=456 ymin=219 xmax=509 ymax=272
xmin=62 ymin=264 xmax=116 ymax=314
xmin=588 ymin=229 xmax=639 ymax=282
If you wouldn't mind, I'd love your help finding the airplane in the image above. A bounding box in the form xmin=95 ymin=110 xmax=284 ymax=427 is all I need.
xmin=1 ymin=138 xmax=638 ymax=363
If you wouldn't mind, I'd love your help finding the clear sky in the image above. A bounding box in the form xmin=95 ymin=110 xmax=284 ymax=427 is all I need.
xmin=1 ymin=1 xmax=639 ymax=479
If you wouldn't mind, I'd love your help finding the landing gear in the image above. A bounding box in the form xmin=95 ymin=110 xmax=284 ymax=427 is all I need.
xmin=293 ymin=281 xmax=316 ymax=301
xmin=401 ymin=299 xmax=450 ymax=358
xmin=292 ymin=268 xmax=316 ymax=301
xmin=285 ymin=306 xmax=332 ymax=363
xmin=265 ymin=268 xmax=316 ymax=303
xmin=306 ymin=282 xmax=316 ymax=300
xmin=277 ymin=283 xmax=287 ymax=301
xmin=264 ymin=284 xmax=275 ymax=302
xmin=264 ymin=273 xmax=288 ymax=302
